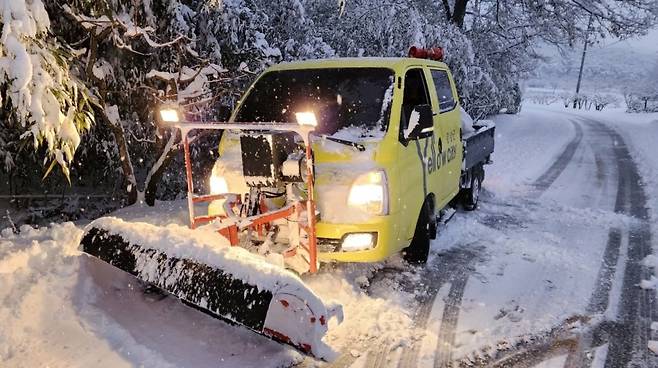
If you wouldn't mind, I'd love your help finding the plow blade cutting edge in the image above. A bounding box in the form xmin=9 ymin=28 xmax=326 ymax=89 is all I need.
xmin=80 ymin=217 xmax=342 ymax=360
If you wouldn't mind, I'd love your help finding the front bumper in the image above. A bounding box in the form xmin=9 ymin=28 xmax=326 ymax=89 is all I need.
xmin=210 ymin=198 xmax=403 ymax=263
xmin=316 ymin=215 xmax=401 ymax=263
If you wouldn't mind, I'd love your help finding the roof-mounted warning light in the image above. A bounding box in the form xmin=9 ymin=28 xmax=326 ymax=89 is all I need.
xmin=408 ymin=46 xmax=444 ymax=61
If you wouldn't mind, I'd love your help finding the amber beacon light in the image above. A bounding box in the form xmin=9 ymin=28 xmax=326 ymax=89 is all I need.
xmin=408 ymin=46 xmax=444 ymax=61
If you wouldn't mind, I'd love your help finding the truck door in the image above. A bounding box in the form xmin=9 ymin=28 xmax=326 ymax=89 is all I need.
xmin=428 ymin=68 xmax=462 ymax=205
xmin=397 ymin=67 xmax=441 ymax=242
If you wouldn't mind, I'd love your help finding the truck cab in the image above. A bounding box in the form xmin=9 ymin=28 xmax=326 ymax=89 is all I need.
xmin=208 ymin=56 xmax=488 ymax=265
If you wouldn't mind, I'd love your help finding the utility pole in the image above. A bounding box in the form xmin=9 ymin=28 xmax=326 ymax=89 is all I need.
xmin=574 ymin=15 xmax=593 ymax=109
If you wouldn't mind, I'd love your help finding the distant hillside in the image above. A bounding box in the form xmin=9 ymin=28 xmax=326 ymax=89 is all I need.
xmin=525 ymin=44 xmax=656 ymax=94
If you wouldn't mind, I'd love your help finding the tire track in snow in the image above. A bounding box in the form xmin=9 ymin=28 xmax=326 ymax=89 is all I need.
xmin=563 ymin=118 xmax=654 ymax=368
xmin=310 ymin=262 xmax=450 ymax=368
xmin=433 ymin=270 xmax=470 ymax=367
xmin=452 ymin=314 xmax=588 ymax=368
xmin=329 ymin=247 xmax=481 ymax=368
xmin=393 ymin=246 xmax=482 ymax=368
xmin=533 ymin=120 xmax=584 ymax=194
xmin=563 ymin=119 xmax=625 ymax=368
xmin=586 ymin=229 xmax=623 ymax=315
xmin=472 ymin=120 xmax=584 ymax=233
xmin=587 ymin=119 xmax=655 ymax=368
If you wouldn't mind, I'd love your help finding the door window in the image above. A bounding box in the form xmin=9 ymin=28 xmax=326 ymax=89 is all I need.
xmin=430 ymin=70 xmax=456 ymax=113
xmin=400 ymin=68 xmax=430 ymax=135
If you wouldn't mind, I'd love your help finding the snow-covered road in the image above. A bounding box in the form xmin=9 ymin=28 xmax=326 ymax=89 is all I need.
xmin=1 ymin=105 xmax=657 ymax=368
xmin=316 ymin=106 xmax=658 ymax=368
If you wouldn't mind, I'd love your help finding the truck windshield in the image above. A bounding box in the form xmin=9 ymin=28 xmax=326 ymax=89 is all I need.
xmin=234 ymin=68 xmax=394 ymax=137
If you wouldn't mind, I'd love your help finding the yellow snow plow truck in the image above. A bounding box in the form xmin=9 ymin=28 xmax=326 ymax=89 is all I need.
xmin=79 ymin=47 xmax=494 ymax=359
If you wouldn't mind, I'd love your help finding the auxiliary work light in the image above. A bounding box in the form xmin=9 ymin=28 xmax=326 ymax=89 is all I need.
xmin=295 ymin=111 xmax=318 ymax=127
xmin=159 ymin=106 xmax=181 ymax=124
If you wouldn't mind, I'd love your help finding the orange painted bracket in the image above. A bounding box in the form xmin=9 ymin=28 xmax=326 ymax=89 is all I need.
xmin=180 ymin=127 xmax=319 ymax=273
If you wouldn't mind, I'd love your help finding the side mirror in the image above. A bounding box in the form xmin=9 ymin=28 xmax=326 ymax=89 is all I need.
xmin=404 ymin=104 xmax=434 ymax=140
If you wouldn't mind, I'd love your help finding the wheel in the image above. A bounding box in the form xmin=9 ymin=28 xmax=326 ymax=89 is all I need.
xmin=404 ymin=200 xmax=432 ymax=264
xmin=462 ymin=169 xmax=482 ymax=211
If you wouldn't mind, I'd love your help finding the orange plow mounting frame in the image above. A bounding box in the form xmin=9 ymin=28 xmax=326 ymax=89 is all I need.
xmin=174 ymin=122 xmax=319 ymax=273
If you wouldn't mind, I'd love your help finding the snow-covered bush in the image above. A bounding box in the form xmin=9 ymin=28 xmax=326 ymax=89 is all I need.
xmin=592 ymin=93 xmax=619 ymax=111
xmin=624 ymin=61 xmax=658 ymax=113
xmin=625 ymin=94 xmax=658 ymax=113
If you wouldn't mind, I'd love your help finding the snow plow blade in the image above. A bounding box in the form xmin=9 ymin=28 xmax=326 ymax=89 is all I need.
xmin=80 ymin=218 xmax=342 ymax=360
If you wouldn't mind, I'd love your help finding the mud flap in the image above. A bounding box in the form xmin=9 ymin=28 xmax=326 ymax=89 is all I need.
xmin=80 ymin=226 xmax=340 ymax=359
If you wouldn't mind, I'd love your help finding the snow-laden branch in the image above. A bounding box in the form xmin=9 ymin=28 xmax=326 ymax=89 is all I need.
xmin=146 ymin=64 xmax=228 ymax=102
xmin=0 ymin=0 xmax=94 ymax=180
xmin=63 ymin=5 xmax=195 ymax=55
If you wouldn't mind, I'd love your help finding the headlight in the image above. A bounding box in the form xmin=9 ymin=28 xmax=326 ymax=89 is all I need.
xmin=210 ymin=175 xmax=229 ymax=194
xmin=347 ymin=170 xmax=388 ymax=215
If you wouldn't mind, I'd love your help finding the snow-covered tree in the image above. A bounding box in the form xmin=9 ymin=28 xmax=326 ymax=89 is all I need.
xmin=3 ymin=0 xmax=658 ymax=217
xmin=0 ymin=0 xmax=95 ymax=180
xmin=304 ymin=0 xmax=509 ymax=117
xmin=52 ymin=0 xmax=246 ymax=205
xmin=247 ymin=0 xmax=334 ymax=60
xmin=441 ymin=0 xmax=658 ymax=41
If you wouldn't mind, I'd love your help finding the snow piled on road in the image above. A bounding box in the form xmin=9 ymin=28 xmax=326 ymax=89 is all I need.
xmin=0 ymin=204 xmax=420 ymax=367
xmin=306 ymin=261 xmax=423 ymax=356
xmin=87 ymin=217 xmax=317 ymax=297
xmin=0 ymin=219 xmax=304 ymax=367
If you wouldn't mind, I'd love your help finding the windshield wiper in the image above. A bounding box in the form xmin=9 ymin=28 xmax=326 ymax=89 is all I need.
xmin=319 ymin=135 xmax=366 ymax=152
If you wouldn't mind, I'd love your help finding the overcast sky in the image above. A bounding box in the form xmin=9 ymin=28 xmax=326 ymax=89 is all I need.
xmin=598 ymin=27 xmax=658 ymax=54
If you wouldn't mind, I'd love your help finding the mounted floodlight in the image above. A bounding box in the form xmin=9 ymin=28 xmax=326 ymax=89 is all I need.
xmin=295 ymin=111 xmax=318 ymax=127
xmin=159 ymin=106 xmax=181 ymax=124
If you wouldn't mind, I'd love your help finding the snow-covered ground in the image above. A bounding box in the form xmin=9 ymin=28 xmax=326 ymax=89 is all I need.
xmin=1 ymin=104 xmax=657 ymax=367
xmin=0 ymin=202 xmax=421 ymax=367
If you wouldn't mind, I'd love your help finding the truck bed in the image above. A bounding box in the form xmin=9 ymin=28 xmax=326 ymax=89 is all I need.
xmin=462 ymin=121 xmax=495 ymax=171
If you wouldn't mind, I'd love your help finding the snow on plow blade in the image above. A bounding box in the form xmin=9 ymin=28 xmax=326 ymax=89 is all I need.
xmin=80 ymin=217 xmax=342 ymax=359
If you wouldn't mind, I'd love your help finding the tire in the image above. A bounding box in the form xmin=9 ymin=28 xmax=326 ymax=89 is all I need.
xmin=426 ymin=196 xmax=437 ymax=240
xmin=462 ymin=169 xmax=482 ymax=211
xmin=404 ymin=200 xmax=432 ymax=264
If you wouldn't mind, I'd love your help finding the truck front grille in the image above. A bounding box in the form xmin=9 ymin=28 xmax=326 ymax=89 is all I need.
xmin=317 ymin=238 xmax=341 ymax=252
